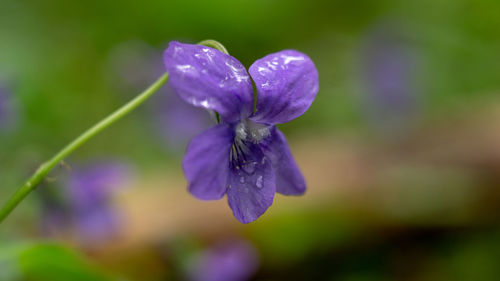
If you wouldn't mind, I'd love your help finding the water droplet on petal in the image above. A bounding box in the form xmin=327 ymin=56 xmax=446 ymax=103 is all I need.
xmin=239 ymin=177 xmax=245 ymax=184
xmin=256 ymin=175 xmax=263 ymax=189
xmin=242 ymin=162 xmax=257 ymax=174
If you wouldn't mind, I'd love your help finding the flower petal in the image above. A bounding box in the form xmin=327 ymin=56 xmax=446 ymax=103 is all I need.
xmin=164 ymin=41 xmax=254 ymax=123
xmin=183 ymin=124 xmax=234 ymax=200
xmin=249 ymin=50 xmax=319 ymax=124
xmin=260 ymin=127 xmax=306 ymax=195
xmin=226 ymin=143 xmax=275 ymax=223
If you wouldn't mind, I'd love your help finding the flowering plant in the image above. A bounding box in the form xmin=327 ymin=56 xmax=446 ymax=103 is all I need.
xmin=164 ymin=41 xmax=319 ymax=223
xmin=0 ymin=40 xmax=318 ymax=225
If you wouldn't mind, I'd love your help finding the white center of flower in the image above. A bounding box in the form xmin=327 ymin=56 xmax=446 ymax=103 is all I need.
xmin=235 ymin=119 xmax=271 ymax=144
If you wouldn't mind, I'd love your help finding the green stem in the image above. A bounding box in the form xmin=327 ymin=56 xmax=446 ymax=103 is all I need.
xmin=197 ymin=39 xmax=229 ymax=54
xmin=0 ymin=73 xmax=169 ymax=224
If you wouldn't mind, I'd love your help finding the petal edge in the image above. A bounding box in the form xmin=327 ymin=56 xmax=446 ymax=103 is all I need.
xmin=260 ymin=127 xmax=306 ymax=195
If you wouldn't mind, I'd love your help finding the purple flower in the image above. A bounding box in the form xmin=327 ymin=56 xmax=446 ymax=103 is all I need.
xmin=68 ymin=162 xmax=129 ymax=243
xmin=187 ymin=241 xmax=259 ymax=281
xmin=40 ymin=161 xmax=130 ymax=245
xmin=163 ymin=42 xmax=319 ymax=223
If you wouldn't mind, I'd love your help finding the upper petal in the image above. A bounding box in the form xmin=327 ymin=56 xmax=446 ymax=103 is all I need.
xmin=226 ymin=142 xmax=276 ymax=223
xmin=249 ymin=50 xmax=319 ymax=124
xmin=183 ymin=124 xmax=234 ymax=200
xmin=259 ymin=127 xmax=306 ymax=195
xmin=164 ymin=41 xmax=254 ymax=123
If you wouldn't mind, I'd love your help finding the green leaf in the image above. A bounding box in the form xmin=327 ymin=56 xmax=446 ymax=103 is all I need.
xmin=0 ymin=242 xmax=116 ymax=281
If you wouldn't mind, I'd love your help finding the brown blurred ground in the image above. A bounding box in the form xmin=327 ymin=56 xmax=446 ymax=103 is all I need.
xmin=111 ymin=97 xmax=500 ymax=249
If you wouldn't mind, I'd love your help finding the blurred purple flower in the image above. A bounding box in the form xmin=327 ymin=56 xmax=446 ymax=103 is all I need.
xmin=164 ymin=41 xmax=319 ymax=223
xmin=188 ymin=241 xmax=259 ymax=281
xmin=108 ymin=41 xmax=211 ymax=149
xmin=360 ymin=25 xmax=419 ymax=135
xmin=68 ymin=163 xmax=129 ymax=242
xmin=40 ymin=161 xmax=130 ymax=245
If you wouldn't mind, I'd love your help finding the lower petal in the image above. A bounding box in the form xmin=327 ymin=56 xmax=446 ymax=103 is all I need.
xmin=226 ymin=143 xmax=276 ymax=223
xmin=183 ymin=124 xmax=234 ymax=200
xmin=260 ymin=127 xmax=306 ymax=195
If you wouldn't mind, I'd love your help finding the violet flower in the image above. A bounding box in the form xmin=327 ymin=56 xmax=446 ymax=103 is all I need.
xmin=187 ymin=241 xmax=259 ymax=281
xmin=40 ymin=162 xmax=129 ymax=244
xmin=68 ymin=163 xmax=128 ymax=243
xmin=164 ymin=42 xmax=319 ymax=223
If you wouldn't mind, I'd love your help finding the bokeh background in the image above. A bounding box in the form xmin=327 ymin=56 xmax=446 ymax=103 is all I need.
xmin=1 ymin=0 xmax=500 ymax=280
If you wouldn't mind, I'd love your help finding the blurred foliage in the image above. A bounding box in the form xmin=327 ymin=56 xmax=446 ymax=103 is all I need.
xmin=0 ymin=242 xmax=115 ymax=281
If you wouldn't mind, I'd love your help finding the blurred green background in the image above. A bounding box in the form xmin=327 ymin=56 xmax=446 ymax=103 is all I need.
xmin=1 ymin=0 xmax=500 ymax=280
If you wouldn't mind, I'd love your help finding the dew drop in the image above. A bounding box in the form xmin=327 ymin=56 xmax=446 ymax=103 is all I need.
xmin=256 ymin=175 xmax=263 ymax=189
xmin=239 ymin=177 xmax=245 ymax=184
xmin=242 ymin=161 xmax=257 ymax=174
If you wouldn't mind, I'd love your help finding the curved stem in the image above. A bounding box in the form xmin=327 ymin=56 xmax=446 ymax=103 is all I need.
xmin=197 ymin=39 xmax=229 ymax=55
xmin=0 ymin=73 xmax=169 ymax=224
